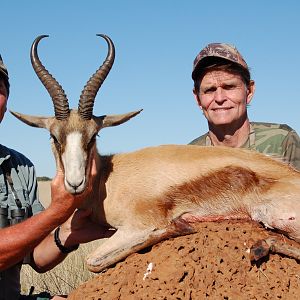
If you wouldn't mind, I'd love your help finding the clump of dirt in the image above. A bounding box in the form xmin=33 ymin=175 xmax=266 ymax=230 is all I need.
xmin=68 ymin=221 xmax=300 ymax=299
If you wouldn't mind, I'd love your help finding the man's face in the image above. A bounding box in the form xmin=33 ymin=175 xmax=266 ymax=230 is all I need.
xmin=194 ymin=70 xmax=255 ymax=127
xmin=0 ymin=79 xmax=8 ymax=122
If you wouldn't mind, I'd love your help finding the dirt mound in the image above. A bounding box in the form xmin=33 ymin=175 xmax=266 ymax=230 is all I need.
xmin=68 ymin=221 xmax=300 ymax=299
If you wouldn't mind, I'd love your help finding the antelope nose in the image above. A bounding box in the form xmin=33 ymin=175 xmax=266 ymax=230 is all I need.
xmin=66 ymin=178 xmax=85 ymax=192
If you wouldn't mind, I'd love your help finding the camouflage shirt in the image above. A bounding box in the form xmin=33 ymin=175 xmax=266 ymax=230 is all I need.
xmin=189 ymin=122 xmax=300 ymax=171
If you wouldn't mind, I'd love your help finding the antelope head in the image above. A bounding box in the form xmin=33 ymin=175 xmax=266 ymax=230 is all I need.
xmin=11 ymin=34 xmax=142 ymax=194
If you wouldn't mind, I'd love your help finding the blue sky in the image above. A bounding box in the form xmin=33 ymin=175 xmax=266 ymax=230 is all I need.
xmin=1 ymin=1 xmax=300 ymax=177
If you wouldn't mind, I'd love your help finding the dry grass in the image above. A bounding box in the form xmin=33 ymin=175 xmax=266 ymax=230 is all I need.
xmin=20 ymin=239 xmax=105 ymax=295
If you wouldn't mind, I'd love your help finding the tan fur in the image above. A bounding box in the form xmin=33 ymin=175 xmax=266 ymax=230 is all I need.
xmin=76 ymin=144 xmax=300 ymax=272
xmin=12 ymin=34 xmax=300 ymax=272
xmin=10 ymin=111 xmax=300 ymax=273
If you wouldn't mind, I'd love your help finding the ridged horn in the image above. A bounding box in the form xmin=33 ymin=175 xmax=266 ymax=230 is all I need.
xmin=31 ymin=35 xmax=70 ymax=120
xmin=78 ymin=34 xmax=115 ymax=120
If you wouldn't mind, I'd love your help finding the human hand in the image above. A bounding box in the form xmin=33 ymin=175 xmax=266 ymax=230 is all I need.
xmin=58 ymin=209 xmax=115 ymax=247
xmin=49 ymin=153 xmax=98 ymax=217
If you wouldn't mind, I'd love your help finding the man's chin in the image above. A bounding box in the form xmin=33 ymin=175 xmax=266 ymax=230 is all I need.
xmin=210 ymin=119 xmax=233 ymax=126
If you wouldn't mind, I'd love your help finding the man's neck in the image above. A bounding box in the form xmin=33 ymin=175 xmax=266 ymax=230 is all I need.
xmin=208 ymin=119 xmax=251 ymax=148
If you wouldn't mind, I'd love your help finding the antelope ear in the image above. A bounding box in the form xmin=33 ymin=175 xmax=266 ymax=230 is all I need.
xmin=10 ymin=110 xmax=55 ymax=130
xmin=94 ymin=109 xmax=143 ymax=128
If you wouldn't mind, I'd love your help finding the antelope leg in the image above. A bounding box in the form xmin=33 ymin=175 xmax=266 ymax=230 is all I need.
xmin=86 ymin=217 xmax=195 ymax=273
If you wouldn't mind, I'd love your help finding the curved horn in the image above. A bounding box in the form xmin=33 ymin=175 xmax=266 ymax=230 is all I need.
xmin=31 ymin=35 xmax=70 ymax=120
xmin=78 ymin=34 xmax=115 ymax=120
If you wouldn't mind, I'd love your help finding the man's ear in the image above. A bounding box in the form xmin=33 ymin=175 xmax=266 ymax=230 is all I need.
xmin=193 ymin=88 xmax=203 ymax=110
xmin=246 ymin=80 xmax=256 ymax=105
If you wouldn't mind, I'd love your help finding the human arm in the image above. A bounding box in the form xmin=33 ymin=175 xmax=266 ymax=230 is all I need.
xmin=0 ymin=194 xmax=75 ymax=271
xmin=31 ymin=206 xmax=114 ymax=272
xmin=0 ymin=162 xmax=96 ymax=271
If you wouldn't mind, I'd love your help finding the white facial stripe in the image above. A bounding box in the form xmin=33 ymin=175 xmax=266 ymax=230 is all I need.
xmin=62 ymin=132 xmax=86 ymax=190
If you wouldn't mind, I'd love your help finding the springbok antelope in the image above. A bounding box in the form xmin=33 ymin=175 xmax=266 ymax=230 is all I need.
xmin=11 ymin=34 xmax=300 ymax=272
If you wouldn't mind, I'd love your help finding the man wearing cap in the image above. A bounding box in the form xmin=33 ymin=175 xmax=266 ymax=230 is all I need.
xmin=190 ymin=43 xmax=300 ymax=171
xmin=0 ymin=56 xmax=110 ymax=299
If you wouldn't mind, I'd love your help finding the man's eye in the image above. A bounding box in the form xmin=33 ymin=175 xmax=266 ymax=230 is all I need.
xmin=224 ymin=84 xmax=236 ymax=90
xmin=204 ymin=88 xmax=215 ymax=94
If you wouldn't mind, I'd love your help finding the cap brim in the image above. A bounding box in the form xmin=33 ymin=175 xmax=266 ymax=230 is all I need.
xmin=192 ymin=57 xmax=229 ymax=80
xmin=192 ymin=56 xmax=248 ymax=80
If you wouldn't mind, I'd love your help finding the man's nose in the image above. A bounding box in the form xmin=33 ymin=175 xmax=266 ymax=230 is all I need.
xmin=214 ymin=87 xmax=226 ymax=102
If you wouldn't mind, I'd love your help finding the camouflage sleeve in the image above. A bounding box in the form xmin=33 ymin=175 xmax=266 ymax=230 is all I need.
xmin=281 ymin=130 xmax=300 ymax=171
xmin=189 ymin=133 xmax=208 ymax=146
